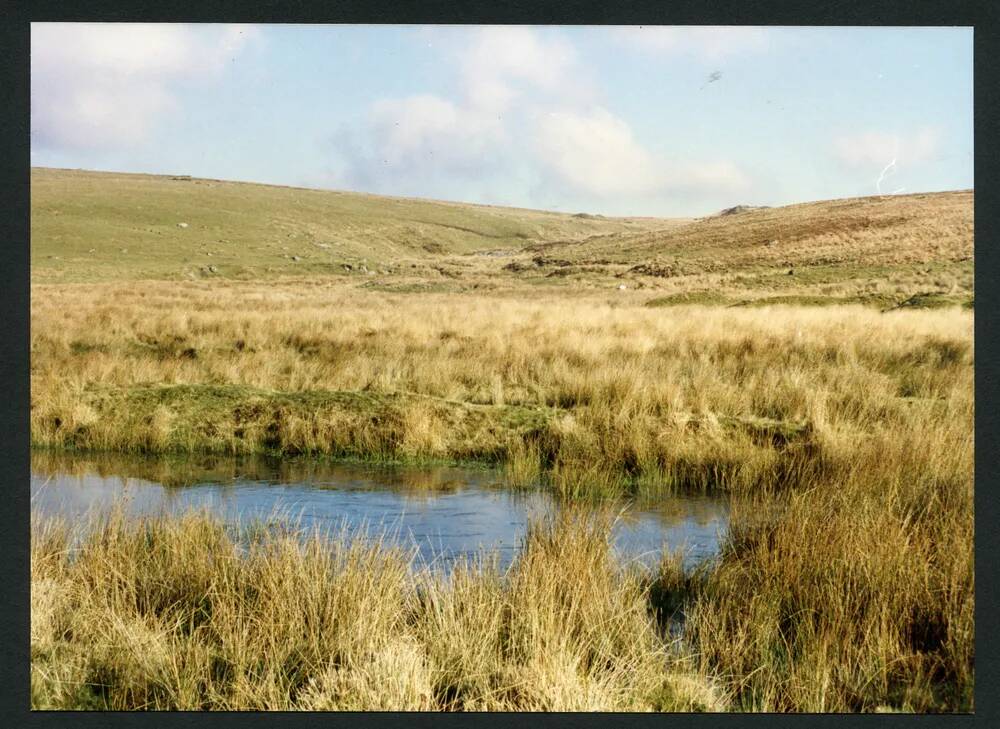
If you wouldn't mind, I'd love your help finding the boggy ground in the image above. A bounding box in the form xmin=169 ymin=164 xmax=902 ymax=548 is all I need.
xmin=32 ymin=282 xmax=972 ymax=498
xmin=30 ymin=169 xmax=974 ymax=711
xmin=30 ymin=284 xmax=974 ymax=711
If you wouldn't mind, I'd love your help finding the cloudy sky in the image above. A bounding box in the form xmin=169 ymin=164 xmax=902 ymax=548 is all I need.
xmin=30 ymin=24 xmax=973 ymax=217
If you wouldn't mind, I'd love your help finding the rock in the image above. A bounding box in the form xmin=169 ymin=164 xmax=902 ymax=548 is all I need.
xmin=343 ymin=264 xmax=353 ymax=272
xmin=367 ymin=270 xmax=376 ymax=276
xmin=291 ymin=256 xmax=301 ymax=262
xmin=787 ymin=269 xmax=794 ymax=275
xmin=718 ymin=205 xmax=770 ymax=216
xmin=177 ymin=222 xmax=189 ymax=228
xmin=207 ymin=265 xmax=218 ymax=273
xmin=765 ymin=239 xmax=778 ymax=247
xmin=315 ymin=242 xmax=332 ymax=249
xmin=617 ymin=284 xmax=627 ymax=290
xmin=87 ymin=248 xmax=96 ymax=253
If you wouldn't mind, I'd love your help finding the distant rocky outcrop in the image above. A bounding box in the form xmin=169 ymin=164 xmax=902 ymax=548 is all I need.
xmin=718 ymin=205 xmax=770 ymax=216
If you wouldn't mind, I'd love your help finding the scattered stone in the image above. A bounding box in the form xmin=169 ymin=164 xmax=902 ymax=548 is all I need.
xmin=87 ymin=248 xmax=96 ymax=253
xmin=314 ymin=242 xmax=332 ymax=249
xmin=343 ymin=264 xmax=353 ymax=272
xmin=367 ymin=270 xmax=376 ymax=276
xmin=627 ymin=262 xmax=679 ymax=278
xmin=765 ymin=239 xmax=778 ymax=247
xmin=291 ymin=256 xmax=301 ymax=262
xmin=177 ymin=222 xmax=189 ymax=229
xmin=207 ymin=265 xmax=218 ymax=273
xmin=617 ymin=284 xmax=627 ymax=290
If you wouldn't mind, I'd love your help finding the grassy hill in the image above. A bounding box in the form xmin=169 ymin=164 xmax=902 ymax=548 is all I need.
xmin=492 ymin=190 xmax=973 ymax=306
xmin=31 ymin=167 xmax=680 ymax=282
xmin=31 ymin=167 xmax=972 ymax=308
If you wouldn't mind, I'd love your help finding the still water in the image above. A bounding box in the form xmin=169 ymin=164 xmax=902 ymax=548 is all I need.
xmin=31 ymin=450 xmax=729 ymax=571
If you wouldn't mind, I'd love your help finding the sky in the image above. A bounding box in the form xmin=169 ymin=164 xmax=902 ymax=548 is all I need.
xmin=30 ymin=24 xmax=973 ymax=217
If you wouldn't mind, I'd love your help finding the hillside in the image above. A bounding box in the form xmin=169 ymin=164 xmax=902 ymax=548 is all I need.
xmin=31 ymin=168 xmax=972 ymax=309
xmin=486 ymin=189 xmax=973 ymax=307
xmin=30 ymin=167 xmax=681 ymax=282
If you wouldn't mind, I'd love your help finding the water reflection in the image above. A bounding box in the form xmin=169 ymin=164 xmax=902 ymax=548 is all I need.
xmin=31 ymin=450 xmax=729 ymax=571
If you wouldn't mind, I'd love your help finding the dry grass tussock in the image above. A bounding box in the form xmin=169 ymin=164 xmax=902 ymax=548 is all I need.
xmin=686 ymin=413 xmax=973 ymax=711
xmin=33 ymin=282 xmax=972 ymax=498
xmin=30 ymin=509 xmax=723 ymax=711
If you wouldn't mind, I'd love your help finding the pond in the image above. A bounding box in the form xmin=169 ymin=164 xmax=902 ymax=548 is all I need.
xmin=30 ymin=450 xmax=729 ymax=572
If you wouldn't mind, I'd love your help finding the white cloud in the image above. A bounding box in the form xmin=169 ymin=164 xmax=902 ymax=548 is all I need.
xmin=31 ymin=23 xmax=261 ymax=150
xmin=533 ymin=108 xmax=665 ymax=196
xmin=334 ymin=26 xmax=584 ymax=194
xmin=368 ymin=94 xmax=504 ymax=171
xmin=332 ymin=26 xmax=752 ymax=211
xmin=611 ymin=26 xmax=771 ymax=60
xmin=459 ymin=26 xmax=585 ymax=112
xmin=833 ymin=127 xmax=941 ymax=168
xmin=533 ymin=107 xmax=749 ymax=198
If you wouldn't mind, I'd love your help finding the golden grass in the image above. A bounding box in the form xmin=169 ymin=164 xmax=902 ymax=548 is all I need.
xmin=687 ymin=416 xmax=974 ymax=712
xmin=32 ymin=281 xmax=972 ymax=498
xmin=30 ymin=509 xmax=721 ymax=711
xmin=29 ymin=177 xmax=974 ymax=712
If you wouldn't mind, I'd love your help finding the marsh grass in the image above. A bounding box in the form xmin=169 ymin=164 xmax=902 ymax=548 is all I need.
xmin=30 ymin=508 xmax=722 ymax=712
xmin=684 ymin=417 xmax=974 ymax=712
xmin=31 ymin=285 xmax=972 ymax=500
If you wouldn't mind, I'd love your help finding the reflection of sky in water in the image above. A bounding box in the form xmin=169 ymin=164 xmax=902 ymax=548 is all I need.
xmin=31 ymin=455 xmax=728 ymax=572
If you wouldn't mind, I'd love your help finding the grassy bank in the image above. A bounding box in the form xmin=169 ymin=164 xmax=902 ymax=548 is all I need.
xmin=32 ymin=283 xmax=973 ymax=497
xmin=31 ymin=466 xmax=973 ymax=713
xmin=685 ymin=415 xmax=974 ymax=711
xmin=31 ymin=509 xmax=721 ymax=711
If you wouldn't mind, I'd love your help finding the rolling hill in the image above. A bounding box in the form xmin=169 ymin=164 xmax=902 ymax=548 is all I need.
xmin=31 ymin=167 xmax=972 ymax=309
xmin=30 ymin=168 xmax=680 ymax=282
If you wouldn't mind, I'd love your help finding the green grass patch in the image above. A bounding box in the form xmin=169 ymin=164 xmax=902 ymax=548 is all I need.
xmin=645 ymin=291 xmax=731 ymax=307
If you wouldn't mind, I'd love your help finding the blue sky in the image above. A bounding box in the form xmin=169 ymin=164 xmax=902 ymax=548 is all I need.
xmin=30 ymin=24 xmax=973 ymax=217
